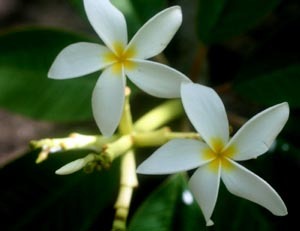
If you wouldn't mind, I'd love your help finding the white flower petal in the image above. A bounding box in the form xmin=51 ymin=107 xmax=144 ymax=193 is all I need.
xmin=92 ymin=66 xmax=126 ymax=136
xmin=127 ymin=6 xmax=182 ymax=59
xmin=221 ymin=159 xmax=287 ymax=216
xmin=126 ymin=60 xmax=190 ymax=98
xmin=84 ymin=0 xmax=127 ymax=51
xmin=225 ymin=102 xmax=289 ymax=161
xmin=48 ymin=42 xmax=112 ymax=79
xmin=137 ymin=139 xmax=213 ymax=174
xmin=181 ymin=83 xmax=229 ymax=150
xmin=189 ymin=160 xmax=221 ymax=226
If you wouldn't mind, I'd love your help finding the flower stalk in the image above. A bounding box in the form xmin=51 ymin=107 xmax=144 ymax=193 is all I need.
xmin=32 ymin=133 xmax=116 ymax=163
xmin=112 ymin=88 xmax=137 ymax=231
xmin=112 ymin=150 xmax=138 ymax=231
xmin=133 ymin=99 xmax=183 ymax=132
xmin=118 ymin=87 xmax=133 ymax=135
xmin=133 ymin=127 xmax=199 ymax=147
xmin=102 ymin=135 xmax=133 ymax=162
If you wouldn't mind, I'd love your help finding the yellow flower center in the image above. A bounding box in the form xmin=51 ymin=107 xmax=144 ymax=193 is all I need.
xmin=203 ymin=137 xmax=236 ymax=173
xmin=104 ymin=42 xmax=136 ymax=74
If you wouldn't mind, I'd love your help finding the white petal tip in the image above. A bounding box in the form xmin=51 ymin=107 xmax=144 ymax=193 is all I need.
xmin=206 ymin=219 xmax=214 ymax=226
xmin=280 ymin=211 xmax=288 ymax=216
xmin=47 ymin=69 xmax=56 ymax=79
xmin=277 ymin=102 xmax=290 ymax=114
xmin=93 ymin=105 xmax=119 ymax=138
xmin=135 ymin=167 xmax=143 ymax=174
xmin=47 ymin=68 xmax=67 ymax=79
xmin=274 ymin=207 xmax=288 ymax=216
xmin=47 ymin=66 xmax=55 ymax=79
xmin=170 ymin=5 xmax=182 ymax=14
xmin=136 ymin=165 xmax=151 ymax=175
xmin=93 ymin=111 xmax=118 ymax=137
xmin=136 ymin=164 xmax=164 ymax=175
xmin=168 ymin=5 xmax=182 ymax=19
xmin=170 ymin=5 xmax=181 ymax=10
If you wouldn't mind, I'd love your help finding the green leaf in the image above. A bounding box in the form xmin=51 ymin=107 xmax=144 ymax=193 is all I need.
xmin=234 ymin=65 xmax=300 ymax=107
xmin=0 ymin=27 xmax=100 ymax=122
xmin=128 ymin=174 xmax=206 ymax=231
xmin=128 ymin=174 xmax=185 ymax=231
xmin=130 ymin=172 xmax=281 ymax=230
xmin=197 ymin=0 xmax=281 ymax=44
xmin=0 ymin=150 xmax=120 ymax=230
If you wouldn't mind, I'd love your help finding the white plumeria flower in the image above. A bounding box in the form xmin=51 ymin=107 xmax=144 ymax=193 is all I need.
xmin=48 ymin=0 xmax=190 ymax=136
xmin=137 ymin=83 xmax=289 ymax=226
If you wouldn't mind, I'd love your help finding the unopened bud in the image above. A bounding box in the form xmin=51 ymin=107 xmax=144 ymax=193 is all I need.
xmin=55 ymin=154 xmax=95 ymax=175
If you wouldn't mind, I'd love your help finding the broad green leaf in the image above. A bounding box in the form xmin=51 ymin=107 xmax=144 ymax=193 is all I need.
xmin=0 ymin=27 xmax=98 ymax=122
xmin=128 ymin=174 xmax=185 ymax=231
xmin=130 ymin=172 xmax=280 ymax=230
xmin=0 ymin=150 xmax=120 ymax=230
xmin=234 ymin=65 xmax=300 ymax=108
xmin=173 ymin=188 xmax=206 ymax=230
xmin=129 ymin=174 xmax=206 ymax=231
xmin=197 ymin=0 xmax=281 ymax=44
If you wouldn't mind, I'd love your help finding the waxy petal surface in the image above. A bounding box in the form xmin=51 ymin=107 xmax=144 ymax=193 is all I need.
xmin=48 ymin=42 xmax=112 ymax=79
xmin=92 ymin=66 xmax=125 ymax=136
xmin=127 ymin=6 xmax=182 ymax=59
xmin=126 ymin=60 xmax=190 ymax=98
xmin=189 ymin=161 xmax=221 ymax=226
xmin=181 ymin=83 xmax=229 ymax=151
xmin=221 ymin=159 xmax=287 ymax=216
xmin=137 ymin=139 xmax=213 ymax=174
xmin=225 ymin=103 xmax=289 ymax=161
xmin=84 ymin=0 xmax=128 ymax=52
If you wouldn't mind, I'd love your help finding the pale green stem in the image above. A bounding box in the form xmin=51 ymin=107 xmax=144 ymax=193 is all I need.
xmin=32 ymin=99 xmax=184 ymax=163
xmin=112 ymin=87 xmax=138 ymax=231
xmin=133 ymin=99 xmax=183 ymax=132
xmin=31 ymin=133 xmax=116 ymax=163
xmin=112 ymin=150 xmax=138 ymax=231
xmin=104 ymin=88 xmax=134 ymax=163
xmin=103 ymin=135 xmax=133 ymax=162
xmin=118 ymin=87 xmax=133 ymax=135
xmin=133 ymin=127 xmax=200 ymax=147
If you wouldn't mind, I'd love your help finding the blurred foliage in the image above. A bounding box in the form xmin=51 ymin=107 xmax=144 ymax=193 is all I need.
xmin=129 ymin=0 xmax=167 ymax=23
xmin=235 ymin=65 xmax=300 ymax=107
xmin=234 ymin=15 xmax=300 ymax=107
xmin=0 ymin=27 xmax=98 ymax=122
xmin=197 ymin=0 xmax=281 ymax=44
xmin=0 ymin=0 xmax=299 ymax=230
xmin=0 ymin=150 xmax=120 ymax=230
